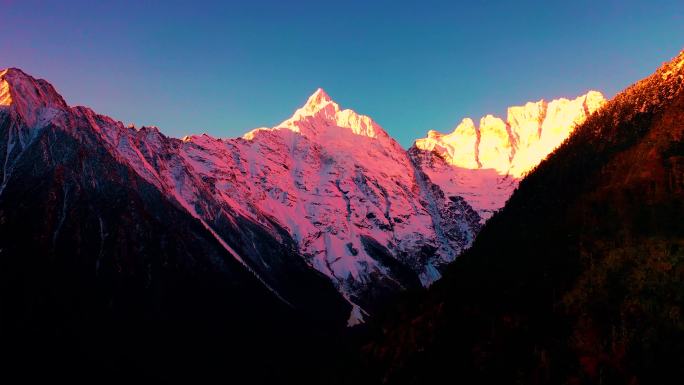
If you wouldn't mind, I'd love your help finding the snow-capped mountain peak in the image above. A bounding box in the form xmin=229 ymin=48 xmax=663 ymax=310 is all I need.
xmin=0 ymin=68 xmax=66 ymax=108
xmin=1 ymin=69 xmax=71 ymax=197
xmin=275 ymin=87 xmax=336 ymax=126
xmin=0 ymin=68 xmax=67 ymax=127
xmin=272 ymin=88 xmax=391 ymax=144
xmin=159 ymin=86 xmax=481 ymax=313
xmin=302 ymin=87 xmax=334 ymax=112
xmin=411 ymin=91 xmax=606 ymax=221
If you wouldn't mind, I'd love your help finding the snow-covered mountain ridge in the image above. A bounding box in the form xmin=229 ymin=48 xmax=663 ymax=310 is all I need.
xmin=411 ymin=91 xmax=605 ymax=220
xmin=0 ymin=68 xmax=604 ymax=323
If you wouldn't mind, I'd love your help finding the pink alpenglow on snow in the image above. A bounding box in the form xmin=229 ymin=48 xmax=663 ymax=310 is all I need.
xmin=0 ymin=67 xmax=605 ymax=324
xmin=185 ymin=89 xmax=476 ymax=304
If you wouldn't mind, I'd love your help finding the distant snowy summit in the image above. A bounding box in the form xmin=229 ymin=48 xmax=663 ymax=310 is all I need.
xmin=0 ymin=67 xmax=604 ymax=324
xmin=411 ymin=91 xmax=605 ymax=220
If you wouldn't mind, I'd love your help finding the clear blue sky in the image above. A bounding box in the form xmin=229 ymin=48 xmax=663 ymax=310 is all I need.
xmin=1 ymin=0 xmax=682 ymax=147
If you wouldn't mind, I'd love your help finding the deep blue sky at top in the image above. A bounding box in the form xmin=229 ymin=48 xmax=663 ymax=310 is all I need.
xmin=1 ymin=0 xmax=682 ymax=147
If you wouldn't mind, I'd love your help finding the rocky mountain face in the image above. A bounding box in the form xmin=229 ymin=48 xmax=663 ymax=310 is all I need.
xmin=411 ymin=91 xmax=605 ymax=220
xmin=364 ymin=51 xmax=684 ymax=385
xmin=176 ymin=88 xmax=478 ymax=314
xmin=0 ymin=68 xmax=601 ymax=328
xmin=97 ymin=86 xmax=601 ymax=320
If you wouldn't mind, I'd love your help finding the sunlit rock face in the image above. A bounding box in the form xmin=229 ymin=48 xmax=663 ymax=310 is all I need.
xmin=182 ymin=88 xmax=482 ymax=318
xmin=0 ymin=68 xmax=67 ymax=131
xmin=412 ymin=91 xmax=606 ymax=220
xmin=478 ymin=115 xmax=512 ymax=173
xmin=418 ymin=118 xmax=480 ymax=169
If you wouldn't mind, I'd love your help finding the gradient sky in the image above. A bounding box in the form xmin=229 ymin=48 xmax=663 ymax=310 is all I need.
xmin=1 ymin=0 xmax=682 ymax=147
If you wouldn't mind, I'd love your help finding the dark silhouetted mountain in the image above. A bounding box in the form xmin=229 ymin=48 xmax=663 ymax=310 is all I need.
xmin=363 ymin=51 xmax=684 ymax=385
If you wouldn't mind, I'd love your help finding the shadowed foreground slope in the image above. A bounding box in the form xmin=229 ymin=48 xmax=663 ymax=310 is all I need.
xmin=364 ymin=51 xmax=684 ymax=385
